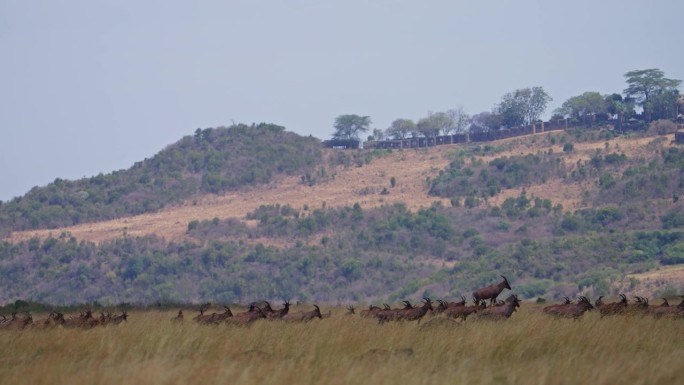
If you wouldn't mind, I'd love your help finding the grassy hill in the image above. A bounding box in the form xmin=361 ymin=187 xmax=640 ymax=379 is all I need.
xmin=0 ymin=123 xmax=324 ymax=234
xmin=1 ymin=124 xmax=684 ymax=305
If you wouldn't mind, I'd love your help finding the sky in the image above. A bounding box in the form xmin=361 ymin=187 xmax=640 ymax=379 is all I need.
xmin=1 ymin=0 xmax=682 ymax=202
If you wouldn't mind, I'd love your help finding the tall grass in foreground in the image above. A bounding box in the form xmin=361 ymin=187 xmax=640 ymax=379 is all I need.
xmin=0 ymin=305 xmax=682 ymax=385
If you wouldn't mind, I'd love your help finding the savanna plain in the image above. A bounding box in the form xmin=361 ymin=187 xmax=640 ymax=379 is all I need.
xmin=1 ymin=305 xmax=682 ymax=385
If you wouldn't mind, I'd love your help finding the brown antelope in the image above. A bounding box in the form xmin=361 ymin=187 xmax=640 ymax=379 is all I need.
xmin=653 ymin=296 xmax=684 ymax=318
xmin=282 ymin=304 xmax=323 ymax=322
xmin=476 ymin=294 xmax=520 ymax=320
xmin=228 ymin=306 xmax=267 ymax=326
xmin=360 ymin=305 xmax=382 ymax=318
xmin=109 ymin=310 xmax=128 ymax=325
xmin=267 ymin=300 xmax=290 ymax=320
xmin=248 ymin=300 xmax=274 ymax=315
xmin=198 ymin=306 xmax=233 ymax=325
xmin=646 ymin=298 xmax=669 ymax=316
xmin=597 ymin=294 xmax=628 ymax=317
xmin=172 ymin=309 xmax=184 ymax=322
xmin=396 ymin=298 xmax=434 ymax=324
xmin=64 ymin=309 xmax=98 ymax=329
xmin=375 ymin=302 xmax=413 ymax=324
xmin=35 ymin=311 xmax=66 ymax=329
xmin=472 ymin=275 xmax=512 ymax=306
xmin=345 ymin=305 xmax=355 ymax=316
xmin=443 ymin=298 xmax=482 ymax=321
xmin=543 ymin=296 xmax=594 ymax=320
xmin=1 ymin=312 xmax=33 ymax=330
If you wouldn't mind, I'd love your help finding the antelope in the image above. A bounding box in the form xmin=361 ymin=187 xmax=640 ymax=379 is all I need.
xmin=2 ymin=312 xmax=33 ymax=330
xmin=476 ymin=294 xmax=520 ymax=320
xmin=432 ymin=300 xmax=449 ymax=315
xmin=198 ymin=306 xmax=233 ymax=325
xmin=443 ymin=298 xmax=481 ymax=321
xmin=543 ymin=296 xmax=594 ymax=320
xmin=345 ymin=305 xmax=356 ymax=316
xmin=267 ymin=300 xmax=290 ymax=320
xmin=248 ymin=300 xmax=274 ymax=315
xmin=360 ymin=305 xmax=382 ymax=318
xmin=653 ymin=296 xmax=684 ymax=318
xmin=64 ymin=309 xmax=98 ymax=329
xmin=375 ymin=302 xmax=413 ymax=324
xmin=445 ymin=296 xmax=468 ymax=308
xmin=396 ymin=298 xmax=434 ymax=324
xmin=282 ymin=304 xmax=323 ymax=322
xmin=472 ymin=275 xmax=512 ymax=306
xmin=193 ymin=303 xmax=213 ymax=323
xmin=35 ymin=311 xmax=66 ymax=329
xmin=228 ymin=306 xmax=267 ymax=326
xmin=172 ymin=310 xmax=184 ymax=322
xmin=597 ymin=294 xmax=628 ymax=317
xmin=110 ymin=310 xmax=128 ymax=325
xmin=647 ymin=298 xmax=670 ymax=316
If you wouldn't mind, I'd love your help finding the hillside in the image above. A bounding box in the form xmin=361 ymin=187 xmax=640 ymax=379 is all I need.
xmin=0 ymin=123 xmax=323 ymax=234
xmin=1 ymin=125 xmax=684 ymax=305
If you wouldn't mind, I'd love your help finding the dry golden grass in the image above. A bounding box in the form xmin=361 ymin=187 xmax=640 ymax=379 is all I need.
xmin=1 ymin=305 xmax=682 ymax=385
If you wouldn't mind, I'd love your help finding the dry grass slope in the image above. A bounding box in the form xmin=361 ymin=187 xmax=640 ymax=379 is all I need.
xmin=0 ymin=306 xmax=682 ymax=385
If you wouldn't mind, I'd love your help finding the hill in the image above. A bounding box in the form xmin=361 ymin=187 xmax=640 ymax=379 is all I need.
xmin=0 ymin=123 xmax=323 ymax=235
xmin=1 ymin=124 xmax=684 ymax=305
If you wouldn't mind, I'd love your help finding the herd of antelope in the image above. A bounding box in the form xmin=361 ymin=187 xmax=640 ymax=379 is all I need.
xmin=0 ymin=308 xmax=128 ymax=330
xmin=2 ymin=275 xmax=683 ymax=331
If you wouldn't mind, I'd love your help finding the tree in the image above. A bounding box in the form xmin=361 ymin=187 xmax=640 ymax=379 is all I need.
xmin=386 ymin=118 xmax=416 ymax=139
xmin=555 ymin=91 xmax=606 ymax=119
xmin=446 ymin=106 xmax=471 ymax=134
xmin=416 ymin=112 xmax=452 ymax=138
xmin=623 ymin=69 xmax=681 ymax=121
xmin=368 ymin=128 xmax=385 ymax=141
xmin=497 ymin=87 xmax=552 ymax=127
xmin=604 ymin=94 xmax=634 ymax=132
xmin=470 ymin=111 xmax=502 ymax=132
xmin=332 ymin=115 xmax=371 ymax=139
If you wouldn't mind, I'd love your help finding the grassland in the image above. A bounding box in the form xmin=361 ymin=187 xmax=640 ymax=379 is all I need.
xmin=1 ymin=305 xmax=682 ymax=385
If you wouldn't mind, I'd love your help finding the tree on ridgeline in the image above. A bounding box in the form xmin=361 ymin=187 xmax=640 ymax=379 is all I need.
xmin=332 ymin=114 xmax=372 ymax=140
xmin=623 ymin=69 xmax=681 ymax=122
xmin=497 ymin=87 xmax=552 ymax=127
xmin=554 ymin=91 xmax=607 ymax=120
xmin=386 ymin=118 xmax=416 ymax=139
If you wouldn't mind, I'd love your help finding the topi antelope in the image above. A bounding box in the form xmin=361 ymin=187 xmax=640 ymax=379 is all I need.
xmin=597 ymin=294 xmax=628 ymax=317
xmin=472 ymin=275 xmax=512 ymax=306
xmin=543 ymin=296 xmax=594 ymax=320
xmin=360 ymin=305 xmax=382 ymax=318
xmin=476 ymin=294 xmax=520 ymax=320
xmin=282 ymin=304 xmax=323 ymax=322
xmin=198 ymin=306 xmax=233 ymax=325
xmin=267 ymin=300 xmax=290 ymax=320
xmin=443 ymin=298 xmax=482 ymax=321
xmin=653 ymin=296 xmax=684 ymax=319
xmin=172 ymin=309 xmax=184 ymax=322
xmin=395 ymin=298 xmax=433 ymax=324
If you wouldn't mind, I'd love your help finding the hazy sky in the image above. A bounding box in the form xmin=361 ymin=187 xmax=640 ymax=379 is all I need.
xmin=1 ymin=0 xmax=682 ymax=202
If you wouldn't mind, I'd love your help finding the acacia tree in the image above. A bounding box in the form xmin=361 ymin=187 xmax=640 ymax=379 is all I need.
xmin=386 ymin=118 xmax=416 ymax=139
xmin=623 ymin=69 xmax=681 ymax=121
xmin=332 ymin=115 xmax=371 ymax=139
